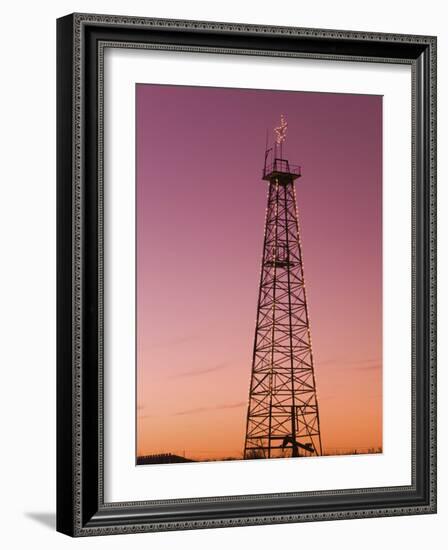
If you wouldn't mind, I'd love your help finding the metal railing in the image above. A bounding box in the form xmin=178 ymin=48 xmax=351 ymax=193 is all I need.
xmin=263 ymin=158 xmax=301 ymax=178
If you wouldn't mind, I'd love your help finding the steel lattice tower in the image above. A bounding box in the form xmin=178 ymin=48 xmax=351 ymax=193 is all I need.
xmin=244 ymin=116 xmax=323 ymax=460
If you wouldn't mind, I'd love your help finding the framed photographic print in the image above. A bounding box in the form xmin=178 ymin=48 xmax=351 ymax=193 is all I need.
xmin=56 ymin=13 xmax=437 ymax=536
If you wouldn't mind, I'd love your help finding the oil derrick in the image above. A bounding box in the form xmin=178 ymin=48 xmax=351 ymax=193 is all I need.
xmin=244 ymin=115 xmax=322 ymax=460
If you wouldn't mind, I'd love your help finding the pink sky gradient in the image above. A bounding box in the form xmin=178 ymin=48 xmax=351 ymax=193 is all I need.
xmin=136 ymin=84 xmax=382 ymax=460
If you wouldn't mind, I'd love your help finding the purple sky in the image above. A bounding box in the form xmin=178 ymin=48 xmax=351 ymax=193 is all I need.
xmin=136 ymin=84 xmax=382 ymax=459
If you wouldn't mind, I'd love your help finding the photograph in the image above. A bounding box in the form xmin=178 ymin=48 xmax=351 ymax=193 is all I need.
xmin=54 ymin=7 xmax=437 ymax=539
xmin=135 ymin=84 xmax=383 ymax=465
xmin=0 ymin=0 xmax=440 ymax=545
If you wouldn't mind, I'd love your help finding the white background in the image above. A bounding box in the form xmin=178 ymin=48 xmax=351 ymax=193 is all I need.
xmin=0 ymin=0 xmax=445 ymax=549
xmin=105 ymin=50 xmax=412 ymax=501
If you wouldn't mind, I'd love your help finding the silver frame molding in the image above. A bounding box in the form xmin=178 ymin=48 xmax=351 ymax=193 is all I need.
xmin=57 ymin=13 xmax=437 ymax=537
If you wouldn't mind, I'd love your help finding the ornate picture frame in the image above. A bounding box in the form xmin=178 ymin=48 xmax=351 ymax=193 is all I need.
xmin=57 ymin=13 xmax=437 ymax=537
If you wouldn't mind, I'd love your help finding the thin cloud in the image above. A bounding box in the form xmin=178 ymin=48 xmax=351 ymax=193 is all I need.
xmin=147 ymin=332 xmax=200 ymax=350
xmin=170 ymin=362 xmax=229 ymax=379
xmin=348 ymin=359 xmax=382 ymax=371
xmin=173 ymin=401 xmax=246 ymax=416
xmin=357 ymin=362 xmax=381 ymax=371
xmin=318 ymin=358 xmax=381 ymax=370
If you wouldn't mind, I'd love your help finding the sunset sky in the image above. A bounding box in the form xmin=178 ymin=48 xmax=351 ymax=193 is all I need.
xmin=136 ymin=84 xmax=382 ymax=461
